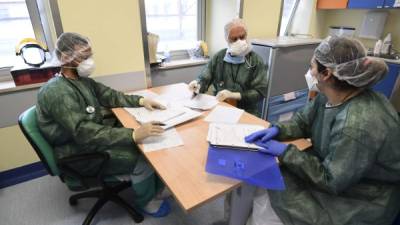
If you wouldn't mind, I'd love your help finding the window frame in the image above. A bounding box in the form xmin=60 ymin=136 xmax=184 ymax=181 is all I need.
xmin=143 ymin=0 xmax=206 ymax=60
xmin=0 ymin=0 xmax=59 ymax=81
xmin=278 ymin=0 xmax=300 ymax=37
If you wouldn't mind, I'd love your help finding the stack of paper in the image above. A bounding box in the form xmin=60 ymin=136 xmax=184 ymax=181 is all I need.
xmin=204 ymin=105 xmax=244 ymax=123
xmin=207 ymin=123 xmax=265 ymax=150
xmin=182 ymin=94 xmax=218 ymax=110
xmin=142 ymin=128 xmax=184 ymax=152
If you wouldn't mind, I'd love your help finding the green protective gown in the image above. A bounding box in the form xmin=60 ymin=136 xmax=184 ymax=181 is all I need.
xmin=36 ymin=74 xmax=162 ymax=207
xmin=197 ymin=49 xmax=268 ymax=117
xmin=268 ymin=90 xmax=400 ymax=225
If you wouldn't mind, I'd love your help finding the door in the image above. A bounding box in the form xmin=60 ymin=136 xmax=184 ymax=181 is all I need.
xmin=348 ymin=0 xmax=385 ymax=8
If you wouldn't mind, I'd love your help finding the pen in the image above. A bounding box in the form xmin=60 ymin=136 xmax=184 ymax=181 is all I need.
xmin=153 ymin=122 xmax=166 ymax=126
xmin=191 ymin=92 xmax=198 ymax=99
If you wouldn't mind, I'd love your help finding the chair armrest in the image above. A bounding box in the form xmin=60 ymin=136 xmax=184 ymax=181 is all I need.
xmin=58 ymin=152 xmax=110 ymax=188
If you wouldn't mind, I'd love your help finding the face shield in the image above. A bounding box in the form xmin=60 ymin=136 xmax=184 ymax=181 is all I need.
xmin=15 ymin=38 xmax=49 ymax=67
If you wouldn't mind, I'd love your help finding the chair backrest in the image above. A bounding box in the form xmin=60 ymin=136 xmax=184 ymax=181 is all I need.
xmin=18 ymin=106 xmax=60 ymax=176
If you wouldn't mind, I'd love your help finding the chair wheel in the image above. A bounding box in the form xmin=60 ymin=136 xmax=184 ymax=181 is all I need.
xmin=69 ymin=198 xmax=78 ymax=206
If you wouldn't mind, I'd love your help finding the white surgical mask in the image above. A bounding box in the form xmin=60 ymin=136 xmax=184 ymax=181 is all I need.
xmin=305 ymin=70 xmax=320 ymax=92
xmin=228 ymin=39 xmax=251 ymax=56
xmin=77 ymin=57 xmax=95 ymax=77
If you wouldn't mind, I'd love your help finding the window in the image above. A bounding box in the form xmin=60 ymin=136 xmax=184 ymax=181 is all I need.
xmin=0 ymin=0 xmax=54 ymax=80
xmin=144 ymin=0 xmax=204 ymax=53
xmin=279 ymin=0 xmax=299 ymax=36
xmin=0 ymin=0 xmax=35 ymax=68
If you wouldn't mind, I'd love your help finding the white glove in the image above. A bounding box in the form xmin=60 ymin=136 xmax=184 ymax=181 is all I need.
xmin=132 ymin=121 xmax=164 ymax=143
xmin=216 ymin=89 xmax=241 ymax=102
xmin=139 ymin=98 xmax=166 ymax=111
xmin=188 ymin=80 xmax=200 ymax=93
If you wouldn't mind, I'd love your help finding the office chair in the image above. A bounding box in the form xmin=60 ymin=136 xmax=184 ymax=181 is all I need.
xmin=18 ymin=106 xmax=144 ymax=225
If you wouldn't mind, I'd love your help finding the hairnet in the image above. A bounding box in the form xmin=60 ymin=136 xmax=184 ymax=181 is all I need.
xmin=53 ymin=32 xmax=91 ymax=66
xmin=224 ymin=18 xmax=248 ymax=42
xmin=314 ymin=36 xmax=388 ymax=88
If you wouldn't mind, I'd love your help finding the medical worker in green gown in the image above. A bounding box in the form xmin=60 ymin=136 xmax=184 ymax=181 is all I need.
xmin=36 ymin=32 xmax=170 ymax=217
xmin=245 ymin=36 xmax=400 ymax=225
xmin=188 ymin=18 xmax=268 ymax=117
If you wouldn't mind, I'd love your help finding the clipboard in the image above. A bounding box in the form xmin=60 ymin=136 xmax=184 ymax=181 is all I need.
xmin=206 ymin=145 xmax=285 ymax=190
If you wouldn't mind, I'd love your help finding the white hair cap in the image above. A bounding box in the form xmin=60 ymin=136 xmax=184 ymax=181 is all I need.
xmin=52 ymin=32 xmax=92 ymax=66
xmin=224 ymin=18 xmax=248 ymax=42
xmin=314 ymin=36 xmax=388 ymax=88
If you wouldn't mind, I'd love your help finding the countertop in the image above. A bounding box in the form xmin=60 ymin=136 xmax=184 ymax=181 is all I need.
xmin=0 ymin=80 xmax=44 ymax=94
xmin=372 ymin=57 xmax=400 ymax=64
xmin=251 ymin=37 xmax=322 ymax=48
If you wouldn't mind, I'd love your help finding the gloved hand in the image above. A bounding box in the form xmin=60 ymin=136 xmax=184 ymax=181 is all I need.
xmin=132 ymin=121 xmax=164 ymax=143
xmin=188 ymin=80 xmax=200 ymax=93
xmin=139 ymin=98 xmax=166 ymax=111
xmin=255 ymin=140 xmax=287 ymax=156
xmin=245 ymin=126 xmax=280 ymax=143
xmin=216 ymin=89 xmax=241 ymax=102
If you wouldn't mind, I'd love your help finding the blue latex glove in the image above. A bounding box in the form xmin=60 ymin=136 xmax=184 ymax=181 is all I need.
xmin=255 ymin=140 xmax=287 ymax=156
xmin=245 ymin=126 xmax=280 ymax=143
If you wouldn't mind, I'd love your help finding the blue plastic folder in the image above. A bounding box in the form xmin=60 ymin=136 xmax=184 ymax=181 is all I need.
xmin=205 ymin=145 xmax=285 ymax=190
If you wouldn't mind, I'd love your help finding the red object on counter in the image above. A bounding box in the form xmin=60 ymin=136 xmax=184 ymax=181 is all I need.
xmin=11 ymin=64 xmax=60 ymax=86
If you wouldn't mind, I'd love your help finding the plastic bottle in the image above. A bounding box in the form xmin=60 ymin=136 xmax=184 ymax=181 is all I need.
xmin=163 ymin=45 xmax=171 ymax=63
xmin=374 ymin=40 xmax=382 ymax=56
xmin=381 ymin=33 xmax=392 ymax=55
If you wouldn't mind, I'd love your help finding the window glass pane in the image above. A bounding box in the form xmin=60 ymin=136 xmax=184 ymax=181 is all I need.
xmin=145 ymin=0 xmax=198 ymax=52
xmin=0 ymin=0 xmax=35 ymax=68
xmin=279 ymin=0 xmax=297 ymax=36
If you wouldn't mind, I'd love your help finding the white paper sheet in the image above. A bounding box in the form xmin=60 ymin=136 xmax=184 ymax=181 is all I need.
xmin=207 ymin=123 xmax=265 ymax=150
xmin=142 ymin=128 xmax=184 ymax=152
xmin=127 ymin=90 xmax=160 ymax=99
xmin=283 ymin=92 xmax=296 ymax=101
xmin=204 ymin=105 xmax=244 ymax=123
xmin=124 ymin=107 xmax=185 ymax=124
xmin=127 ymin=90 xmax=169 ymax=107
xmin=278 ymin=111 xmax=294 ymax=122
xmin=395 ymin=0 xmax=400 ymax=7
xmin=182 ymin=94 xmax=218 ymax=110
xmin=161 ymin=106 xmax=203 ymax=129
xmin=158 ymin=91 xmax=190 ymax=102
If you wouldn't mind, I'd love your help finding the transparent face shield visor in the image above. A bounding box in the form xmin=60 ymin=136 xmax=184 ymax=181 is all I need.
xmin=18 ymin=44 xmax=48 ymax=67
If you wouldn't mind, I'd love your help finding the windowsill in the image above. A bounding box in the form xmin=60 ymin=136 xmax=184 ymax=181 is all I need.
xmin=154 ymin=58 xmax=209 ymax=71
xmin=0 ymin=80 xmax=45 ymax=94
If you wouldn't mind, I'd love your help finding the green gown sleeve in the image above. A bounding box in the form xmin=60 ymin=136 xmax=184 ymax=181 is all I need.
xmin=43 ymin=86 xmax=135 ymax=147
xmin=239 ymin=55 xmax=269 ymax=102
xmin=273 ymin=95 xmax=319 ymax=140
xmin=278 ymin=117 xmax=380 ymax=195
xmin=198 ymin=57 xmax=215 ymax=93
xmin=89 ymin=79 xmax=142 ymax=108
